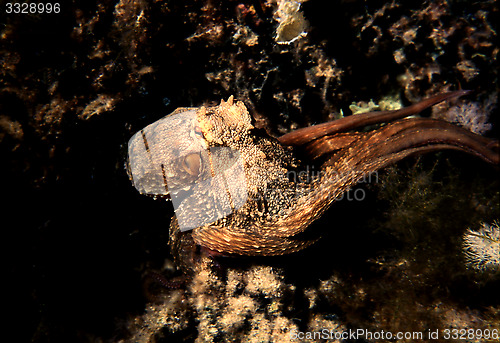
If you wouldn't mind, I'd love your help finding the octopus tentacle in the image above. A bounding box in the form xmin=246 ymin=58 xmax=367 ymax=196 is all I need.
xmin=333 ymin=118 xmax=499 ymax=169
xmin=301 ymin=132 xmax=362 ymax=160
xmin=265 ymin=118 xmax=499 ymax=240
xmin=278 ymin=90 xmax=470 ymax=146
xmin=191 ymin=223 xmax=316 ymax=256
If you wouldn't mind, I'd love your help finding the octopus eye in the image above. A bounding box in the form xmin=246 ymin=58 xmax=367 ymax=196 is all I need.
xmin=194 ymin=126 xmax=203 ymax=136
xmin=182 ymin=152 xmax=202 ymax=176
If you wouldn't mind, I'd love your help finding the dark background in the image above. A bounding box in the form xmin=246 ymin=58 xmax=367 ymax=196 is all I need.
xmin=2 ymin=0 xmax=499 ymax=341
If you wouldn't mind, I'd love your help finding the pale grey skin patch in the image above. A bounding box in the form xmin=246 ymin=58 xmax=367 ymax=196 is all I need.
xmin=127 ymin=109 xmax=248 ymax=231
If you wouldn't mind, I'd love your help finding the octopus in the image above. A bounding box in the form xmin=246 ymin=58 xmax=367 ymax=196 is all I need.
xmin=127 ymin=91 xmax=499 ymax=269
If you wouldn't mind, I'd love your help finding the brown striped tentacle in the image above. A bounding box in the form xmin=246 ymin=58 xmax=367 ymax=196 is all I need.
xmin=278 ymin=90 xmax=470 ymax=146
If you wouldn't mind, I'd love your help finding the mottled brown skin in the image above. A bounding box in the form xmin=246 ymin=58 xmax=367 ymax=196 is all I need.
xmin=162 ymin=91 xmax=499 ymax=268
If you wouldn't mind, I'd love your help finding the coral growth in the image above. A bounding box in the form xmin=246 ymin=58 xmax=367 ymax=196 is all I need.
xmin=463 ymin=221 xmax=500 ymax=272
xmin=434 ymin=94 xmax=497 ymax=135
xmin=273 ymin=0 xmax=308 ymax=45
xmin=124 ymin=258 xmax=313 ymax=343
